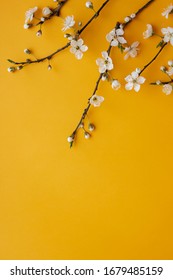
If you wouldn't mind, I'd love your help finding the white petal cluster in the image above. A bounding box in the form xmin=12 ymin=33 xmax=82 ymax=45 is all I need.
xmin=161 ymin=27 xmax=173 ymax=45
xmin=25 ymin=7 xmax=38 ymax=24
xmin=124 ymin=41 xmax=139 ymax=60
xmin=96 ymin=51 xmax=114 ymax=73
xmin=106 ymin=28 xmax=127 ymax=47
xmin=162 ymin=4 xmax=173 ymax=19
xmin=162 ymin=84 xmax=172 ymax=95
xmin=125 ymin=70 xmax=146 ymax=92
xmin=90 ymin=95 xmax=104 ymax=107
xmin=70 ymin=39 xmax=88 ymax=60
xmin=42 ymin=7 xmax=52 ymax=17
xmin=143 ymin=24 xmax=153 ymax=39
xmin=62 ymin=15 xmax=75 ymax=32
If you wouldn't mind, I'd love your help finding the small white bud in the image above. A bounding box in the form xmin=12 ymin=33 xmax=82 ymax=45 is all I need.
xmin=84 ymin=132 xmax=91 ymax=139
xmin=85 ymin=1 xmax=93 ymax=9
xmin=136 ymin=68 xmax=141 ymax=74
xmin=78 ymin=21 xmax=82 ymax=27
xmin=79 ymin=122 xmax=84 ymax=128
xmin=124 ymin=16 xmax=130 ymax=23
xmin=36 ymin=30 xmax=42 ymax=37
xmin=24 ymin=23 xmax=31 ymax=29
xmin=156 ymin=80 xmax=161 ymax=85
xmin=17 ymin=66 xmax=23 ymax=70
xmin=88 ymin=123 xmax=95 ymax=131
xmin=47 ymin=65 xmax=52 ymax=70
xmin=130 ymin=13 xmax=136 ymax=19
xmin=41 ymin=17 xmax=45 ymax=22
xmin=160 ymin=66 xmax=166 ymax=72
xmin=7 ymin=67 xmax=15 ymax=73
xmin=67 ymin=136 xmax=74 ymax=143
xmin=24 ymin=48 xmax=31 ymax=54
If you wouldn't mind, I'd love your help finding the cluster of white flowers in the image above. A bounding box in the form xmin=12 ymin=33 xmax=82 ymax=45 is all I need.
xmin=24 ymin=6 xmax=52 ymax=29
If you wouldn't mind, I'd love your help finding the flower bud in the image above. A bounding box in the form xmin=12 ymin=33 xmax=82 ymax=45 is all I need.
xmin=130 ymin=13 xmax=136 ymax=19
xmin=7 ymin=67 xmax=16 ymax=73
xmin=124 ymin=16 xmax=130 ymax=23
xmin=85 ymin=1 xmax=93 ymax=9
xmin=88 ymin=123 xmax=95 ymax=131
xmin=84 ymin=131 xmax=91 ymax=139
xmin=136 ymin=68 xmax=141 ymax=74
xmin=36 ymin=30 xmax=42 ymax=37
xmin=24 ymin=23 xmax=31 ymax=29
xmin=47 ymin=65 xmax=52 ymax=70
xmin=24 ymin=48 xmax=31 ymax=54
xmin=67 ymin=136 xmax=74 ymax=143
xmin=17 ymin=66 xmax=23 ymax=70
xmin=156 ymin=80 xmax=161 ymax=85
xmin=160 ymin=66 xmax=166 ymax=72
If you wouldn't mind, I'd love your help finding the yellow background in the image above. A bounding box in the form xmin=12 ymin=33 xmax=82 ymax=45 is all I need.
xmin=0 ymin=0 xmax=173 ymax=259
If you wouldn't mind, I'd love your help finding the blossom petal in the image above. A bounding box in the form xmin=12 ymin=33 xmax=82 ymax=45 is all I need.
xmin=75 ymin=50 xmax=83 ymax=60
xmin=125 ymin=82 xmax=133 ymax=90
xmin=137 ymin=76 xmax=146 ymax=84
xmin=134 ymin=83 xmax=140 ymax=92
xmin=80 ymin=45 xmax=88 ymax=52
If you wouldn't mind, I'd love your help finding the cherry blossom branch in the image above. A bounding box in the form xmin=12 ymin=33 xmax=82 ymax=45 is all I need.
xmin=7 ymin=0 xmax=110 ymax=69
xmin=69 ymin=0 xmax=155 ymax=147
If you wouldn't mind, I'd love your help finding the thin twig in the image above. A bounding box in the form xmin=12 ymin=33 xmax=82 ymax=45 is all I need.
xmin=8 ymin=0 xmax=110 ymax=67
xmin=140 ymin=43 xmax=167 ymax=74
xmin=70 ymin=0 xmax=155 ymax=146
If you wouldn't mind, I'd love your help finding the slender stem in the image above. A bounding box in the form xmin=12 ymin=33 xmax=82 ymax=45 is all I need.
xmin=78 ymin=0 xmax=110 ymax=35
xmin=36 ymin=0 xmax=69 ymax=26
xmin=140 ymin=43 xmax=167 ymax=74
xmin=8 ymin=0 xmax=110 ymax=66
xmin=70 ymin=0 xmax=155 ymax=144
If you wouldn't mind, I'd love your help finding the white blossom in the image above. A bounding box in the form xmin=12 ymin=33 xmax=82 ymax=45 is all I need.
xmin=62 ymin=15 xmax=75 ymax=32
xmin=96 ymin=51 xmax=114 ymax=73
xmin=42 ymin=7 xmax=52 ymax=17
xmin=162 ymin=4 xmax=173 ymax=19
xmin=143 ymin=24 xmax=153 ymax=39
xmin=111 ymin=79 xmax=121 ymax=90
xmin=125 ymin=70 xmax=146 ymax=92
xmin=162 ymin=84 xmax=172 ymax=95
xmin=124 ymin=41 xmax=140 ymax=60
xmin=106 ymin=28 xmax=127 ymax=47
xmin=70 ymin=39 xmax=88 ymax=60
xmin=90 ymin=94 xmax=104 ymax=107
xmin=25 ymin=7 xmax=38 ymax=24
xmin=161 ymin=27 xmax=173 ymax=45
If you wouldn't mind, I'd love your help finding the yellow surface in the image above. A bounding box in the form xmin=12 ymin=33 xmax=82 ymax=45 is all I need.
xmin=0 ymin=0 xmax=173 ymax=260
